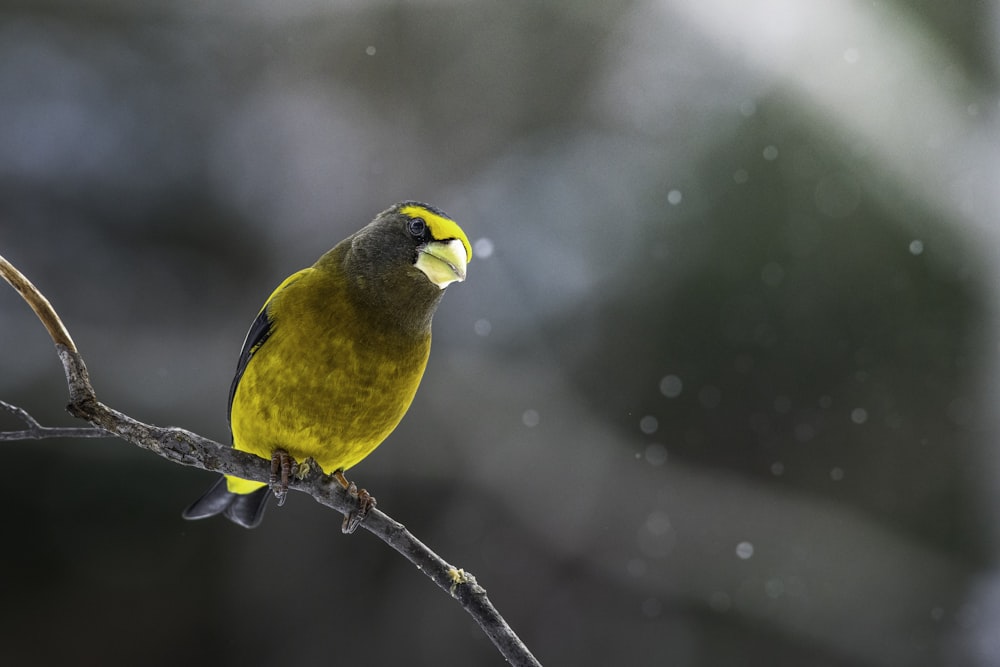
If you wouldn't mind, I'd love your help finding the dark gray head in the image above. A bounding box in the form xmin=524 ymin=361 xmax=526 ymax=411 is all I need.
xmin=330 ymin=202 xmax=471 ymax=334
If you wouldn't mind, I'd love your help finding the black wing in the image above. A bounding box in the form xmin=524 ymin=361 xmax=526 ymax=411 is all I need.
xmin=227 ymin=304 xmax=274 ymax=427
xmin=226 ymin=269 xmax=310 ymax=429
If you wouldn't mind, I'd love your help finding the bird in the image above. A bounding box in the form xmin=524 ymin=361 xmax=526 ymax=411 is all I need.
xmin=182 ymin=201 xmax=470 ymax=529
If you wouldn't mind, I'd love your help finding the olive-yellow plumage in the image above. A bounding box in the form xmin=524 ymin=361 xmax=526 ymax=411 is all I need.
xmin=183 ymin=201 xmax=470 ymax=527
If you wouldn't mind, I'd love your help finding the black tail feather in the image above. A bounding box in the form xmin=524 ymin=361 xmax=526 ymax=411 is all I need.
xmin=182 ymin=476 xmax=270 ymax=529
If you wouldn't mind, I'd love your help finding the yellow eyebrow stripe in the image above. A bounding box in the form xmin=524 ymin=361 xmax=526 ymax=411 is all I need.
xmin=400 ymin=204 xmax=472 ymax=263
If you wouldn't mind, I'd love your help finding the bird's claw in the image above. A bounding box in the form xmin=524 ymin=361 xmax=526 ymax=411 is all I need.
xmin=342 ymin=482 xmax=375 ymax=534
xmin=269 ymin=449 xmax=292 ymax=507
xmin=334 ymin=470 xmax=376 ymax=534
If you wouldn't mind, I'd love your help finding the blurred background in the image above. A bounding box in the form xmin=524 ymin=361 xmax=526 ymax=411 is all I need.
xmin=2 ymin=0 xmax=1000 ymax=665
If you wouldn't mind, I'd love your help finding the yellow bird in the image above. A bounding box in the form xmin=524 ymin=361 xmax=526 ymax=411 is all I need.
xmin=183 ymin=202 xmax=470 ymax=528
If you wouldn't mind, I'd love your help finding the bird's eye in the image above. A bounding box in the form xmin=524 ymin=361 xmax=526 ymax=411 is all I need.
xmin=407 ymin=217 xmax=427 ymax=238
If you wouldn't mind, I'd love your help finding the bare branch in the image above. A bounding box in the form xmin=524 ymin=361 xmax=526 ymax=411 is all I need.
xmin=0 ymin=400 xmax=110 ymax=441
xmin=0 ymin=253 xmax=77 ymax=351
xmin=0 ymin=252 xmax=542 ymax=667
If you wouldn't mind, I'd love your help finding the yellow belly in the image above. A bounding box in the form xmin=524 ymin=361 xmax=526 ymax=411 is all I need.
xmin=226 ymin=270 xmax=431 ymax=493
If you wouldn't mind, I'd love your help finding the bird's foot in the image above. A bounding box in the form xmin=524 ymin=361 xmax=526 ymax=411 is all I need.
xmin=269 ymin=449 xmax=292 ymax=507
xmin=334 ymin=470 xmax=376 ymax=534
xmin=343 ymin=484 xmax=375 ymax=534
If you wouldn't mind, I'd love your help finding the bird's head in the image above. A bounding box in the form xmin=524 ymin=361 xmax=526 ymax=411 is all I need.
xmin=334 ymin=202 xmax=471 ymax=321
xmin=393 ymin=202 xmax=471 ymax=289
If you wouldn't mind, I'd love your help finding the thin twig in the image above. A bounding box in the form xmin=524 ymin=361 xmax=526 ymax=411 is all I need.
xmin=0 ymin=254 xmax=76 ymax=351
xmin=0 ymin=400 xmax=111 ymax=441
xmin=0 ymin=252 xmax=542 ymax=667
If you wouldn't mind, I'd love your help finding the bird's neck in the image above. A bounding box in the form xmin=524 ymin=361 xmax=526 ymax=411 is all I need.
xmin=320 ymin=241 xmax=443 ymax=338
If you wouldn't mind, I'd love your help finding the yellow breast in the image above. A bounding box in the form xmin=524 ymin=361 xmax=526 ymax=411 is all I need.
xmin=228 ymin=267 xmax=431 ymax=480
